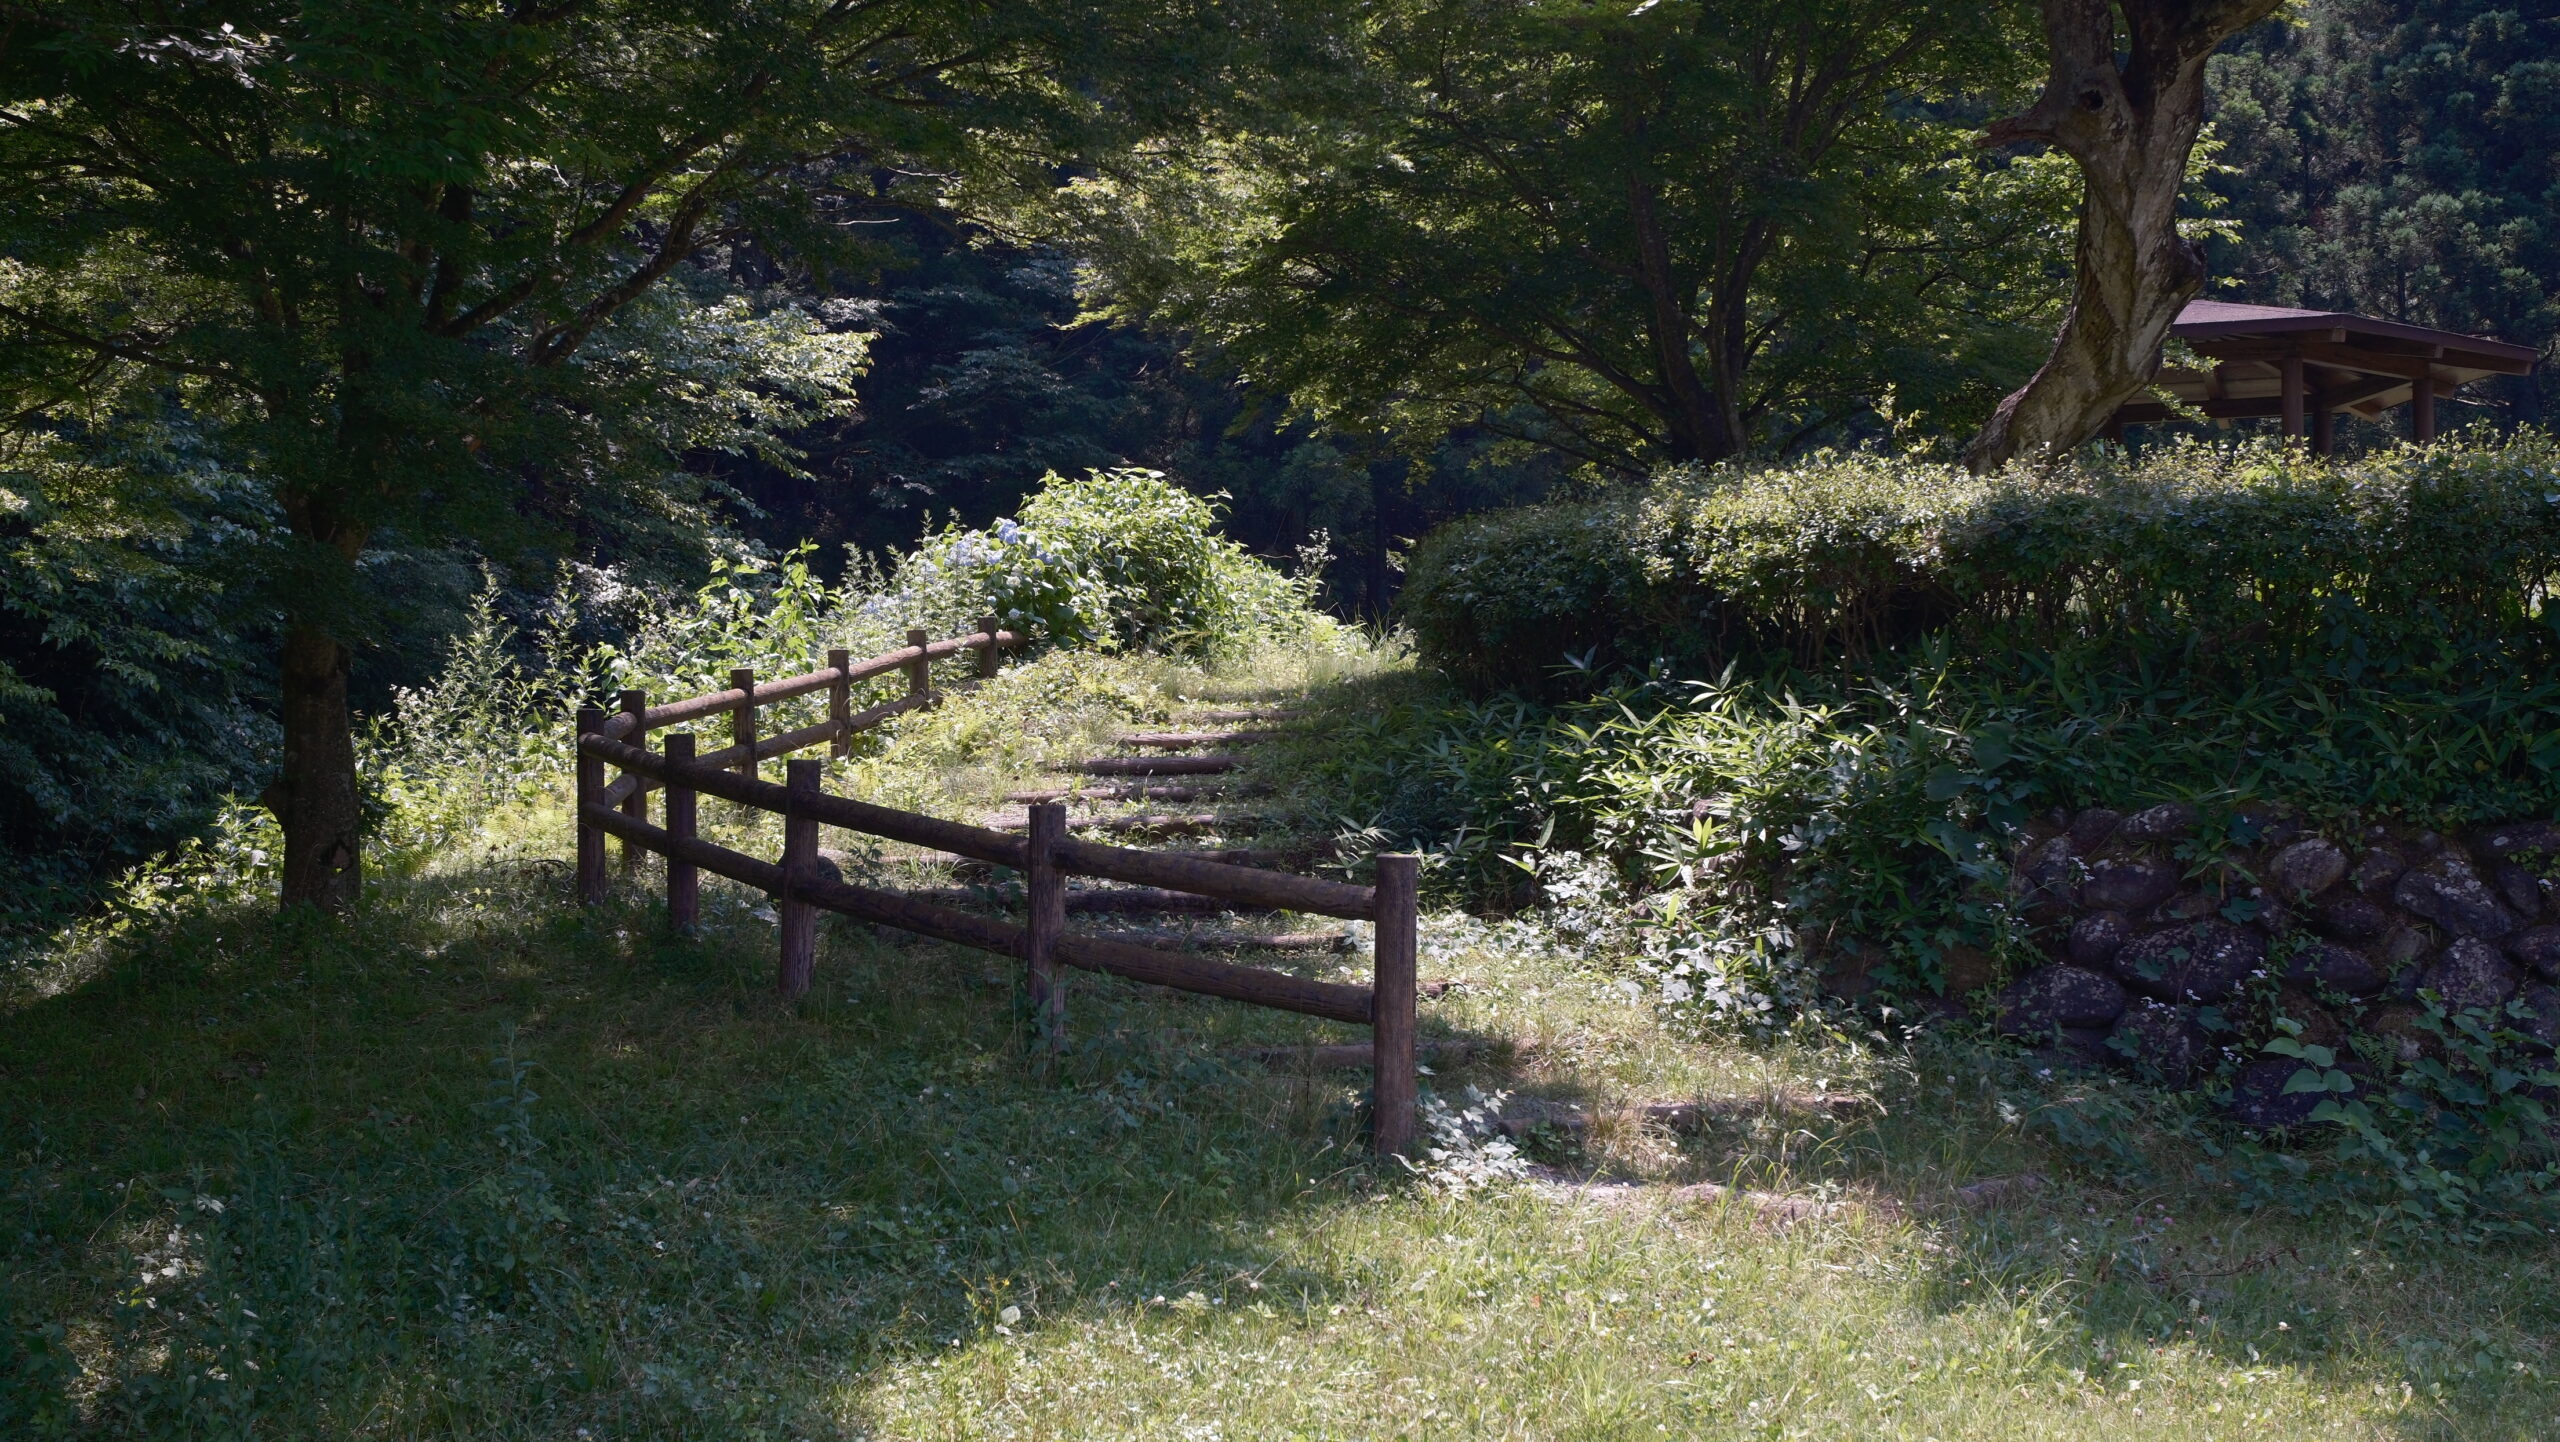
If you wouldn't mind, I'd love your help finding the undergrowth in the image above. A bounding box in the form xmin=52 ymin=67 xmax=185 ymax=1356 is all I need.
xmin=1326 ymin=435 xmax=2560 ymax=1237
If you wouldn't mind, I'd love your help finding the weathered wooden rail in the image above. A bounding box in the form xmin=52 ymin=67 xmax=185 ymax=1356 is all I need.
xmin=572 ymin=621 xmax=1419 ymax=1155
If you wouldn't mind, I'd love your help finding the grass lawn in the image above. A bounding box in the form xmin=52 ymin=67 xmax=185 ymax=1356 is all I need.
xmin=5 ymin=650 xmax=2558 ymax=1439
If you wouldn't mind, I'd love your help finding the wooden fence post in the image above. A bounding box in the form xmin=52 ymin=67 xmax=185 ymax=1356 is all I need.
xmin=575 ymin=706 xmax=607 ymax=906
xmin=779 ymin=758 xmax=820 ymax=998
xmin=827 ymin=647 xmax=852 ymax=758
xmin=904 ymin=628 xmax=930 ymax=700
xmin=1370 ymin=853 xmax=1420 ymax=1158
xmin=730 ymin=666 xmax=757 ymax=778
xmin=1025 ymin=802 xmax=1067 ymax=1050
xmin=618 ymin=689 xmax=648 ymax=871
xmin=976 ymin=615 xmax=1002 ymax=679
xmin=665 ymin=732 xmax=699 ymax=933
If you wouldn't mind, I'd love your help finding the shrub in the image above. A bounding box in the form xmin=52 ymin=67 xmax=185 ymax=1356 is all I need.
xmin=1324 ymin=434 xmax=2560 ymax=1037
xmin=896 ymin=514 xmax=1114 ymax=647
xmin=0 ymin=421 xmax=278 ymax=924
xmin=1014 ymin=468 xmax=1311 ymax=656
xmin=882 ymin=469 xmax=1322 ymax=660
xmin=1402 ymin=435 xmax=2560 ymax=691
xmin=1272 ymin=673 xmax=2022 ymax=1031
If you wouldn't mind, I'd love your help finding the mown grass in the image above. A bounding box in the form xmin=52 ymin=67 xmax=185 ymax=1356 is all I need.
xmin=7 ymin=649 xmax=2560 ymax=1439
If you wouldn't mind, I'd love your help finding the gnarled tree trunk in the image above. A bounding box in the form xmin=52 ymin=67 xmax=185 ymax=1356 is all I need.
xmin=1962 ymin=0 xmax=2282 ymax=472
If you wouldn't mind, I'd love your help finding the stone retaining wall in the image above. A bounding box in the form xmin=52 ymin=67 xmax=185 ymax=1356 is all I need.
xmin=1982 ymin=806 xmax=2560 ymax=1125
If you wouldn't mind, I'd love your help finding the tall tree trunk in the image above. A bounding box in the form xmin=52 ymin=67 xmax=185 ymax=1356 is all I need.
xmin=268 ymin=622 xmax=363 ymax=910
xmin=1962 ymin=0 xmax=2283 ymax=472
xmin=265 ymin=485 xmax=371 ymax=912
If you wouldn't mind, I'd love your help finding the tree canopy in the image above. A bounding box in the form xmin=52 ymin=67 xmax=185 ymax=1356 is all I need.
xmin=1064 ymin=0 xmax=2075 ymax=478
xmin=0 ymin=0 xmax=1303 ymax=906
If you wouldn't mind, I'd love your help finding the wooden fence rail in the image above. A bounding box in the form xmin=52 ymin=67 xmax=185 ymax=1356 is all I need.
xmin=571 ymin=622 xmax=1420 ymax=1156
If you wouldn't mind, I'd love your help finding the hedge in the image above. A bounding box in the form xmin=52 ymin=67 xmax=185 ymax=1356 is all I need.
xmin=1399 ymin=436 xmax=2560 ymax=691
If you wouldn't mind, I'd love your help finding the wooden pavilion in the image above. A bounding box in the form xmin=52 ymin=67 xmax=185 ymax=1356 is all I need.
xmin=2109 ymin=300 xmax=2538 ymax=452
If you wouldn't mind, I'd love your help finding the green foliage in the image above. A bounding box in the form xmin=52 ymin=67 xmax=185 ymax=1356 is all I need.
xmin=1356 ymin=435 xmax=2560 ymax=1039
xmin=2214 ymin=1001 xmax=2560 ymax=1242
xmin=0 ymin=0 xmax=1324 ymax=902
xmin=0 ymin=455 xmax=1341 ymax=942
xmin=0 ymin=1317 xmax=76 ymax=1437
xmin=882 ymin=469 xmax=1325 ymax=659
xmin=360 ymin=581 xmax=589 ymax=871
xmin=1289 ymin=503 xmax=2560 ymax=1020
xmin=0 ymin=420 xmax=277 ymax=918
xmin=1068 ymin=0 xmax=2068 ymax=473
xmin=1013 ymin=470 xmax=1315 ymax=656
xmin=1403 ymin=434 xmax=2560 ymax=691
xmin=282 ymin=472 xmax=1328 ymax=895
xmin=1274 ymin=672 xmax=2025 ymax=1029
xmin=0 ymin=0 xmax=911 ymax=582
xmin=901 ymin=515 xmax=1117 ymax=649
xmin=712 ymin=221 xmax=1567 ymax=625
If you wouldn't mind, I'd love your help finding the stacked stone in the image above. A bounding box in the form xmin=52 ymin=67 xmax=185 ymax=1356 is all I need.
xmin=1988 ymin=806 xmax=2560 ymax=1127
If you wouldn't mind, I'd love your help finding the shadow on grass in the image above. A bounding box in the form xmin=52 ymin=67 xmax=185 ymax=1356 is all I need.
xmin=1780 ymin=1040 xmax=2560 ymax=1440
xmin=0 ymin=857 xmax=1503 ymax=1439
xmin=9 ymin=842 xmax=2558 ymax=1436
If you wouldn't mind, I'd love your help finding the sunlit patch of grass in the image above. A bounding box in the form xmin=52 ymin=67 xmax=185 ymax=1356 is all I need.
xmin=852 ymin=1193 xmax=2405 ymax=1441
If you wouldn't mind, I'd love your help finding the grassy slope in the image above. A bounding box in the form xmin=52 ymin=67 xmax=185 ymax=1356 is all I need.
xmin=4 ymin=647 xmax=2559 ymax=1440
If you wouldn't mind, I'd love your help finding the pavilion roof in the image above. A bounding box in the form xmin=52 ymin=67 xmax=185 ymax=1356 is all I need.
xmin=2116 ymin=300 xmax=2536 ymax=426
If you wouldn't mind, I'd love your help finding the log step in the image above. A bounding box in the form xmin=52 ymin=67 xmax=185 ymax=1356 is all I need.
xmin=1004 ymin=783 xmax=1213 ymax=804
xmin=1069 ymin=887 xmax=1274 ymax=915
xmin=1091 ymin=929 xmax=1354 ymax=953
xmin=1061 ymin=754 xmax=1241 ymax=777
xmin=1152 ymin=847 xmax=1295 ymax=867
xmin=1181 ymin=707 xmax=1302 ymax=723
xmin=986 ymin=812 xmax=1277 ymax=838
xmin=903 ymin=886 xmax=1277 ymax=915
xmin=1238 ymin=1033 xmax=1471 ymax=1068
xmin=1115 ymin=729 xmax=1278 ymax=750
xmin=1078 ymin=812 xmax=1228 ymax=835
xmin=949 ymin=843 xmax=1293 ymax=878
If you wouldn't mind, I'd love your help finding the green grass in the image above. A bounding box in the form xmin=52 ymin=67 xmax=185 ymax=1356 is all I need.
xmin=7 ymin=646 xmax=2560 ymax=1438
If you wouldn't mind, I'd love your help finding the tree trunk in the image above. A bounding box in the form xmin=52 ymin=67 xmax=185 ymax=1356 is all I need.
xmin=1962 ymin=0 xmax=2283 ymax=472
xmin=1626 ymin=178 xmax=1737 ymax=465
xmin=266 ymin=484 xmax=371 ymax=913
xmin=268 ymin=622 xmax=363 ymax=910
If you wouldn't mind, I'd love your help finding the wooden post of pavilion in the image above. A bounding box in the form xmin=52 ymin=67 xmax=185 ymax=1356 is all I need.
xmin=2103 ymin=301 xmax=2534 ymax=451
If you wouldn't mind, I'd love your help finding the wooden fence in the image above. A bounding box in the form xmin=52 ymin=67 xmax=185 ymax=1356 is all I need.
xmin=571 ymin=621 xmax=1419 ymax=1156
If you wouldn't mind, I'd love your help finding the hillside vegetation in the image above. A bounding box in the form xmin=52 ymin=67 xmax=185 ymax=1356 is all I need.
xmin=1392 ymin=437 xmax=2560 ymax=993
xmin=1378 ymin=436 xmax=2560 ymax=1234
xmin=8 ymin=464 xmax=2560 ymax=1437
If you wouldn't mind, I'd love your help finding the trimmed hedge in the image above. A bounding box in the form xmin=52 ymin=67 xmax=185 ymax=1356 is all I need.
xmin=1401 ymin=437 xmax=2560 ymax=691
